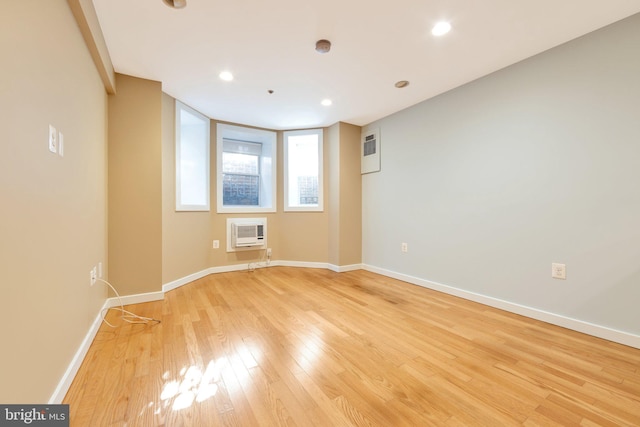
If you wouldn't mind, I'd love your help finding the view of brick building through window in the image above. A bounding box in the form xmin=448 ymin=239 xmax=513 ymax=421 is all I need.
xmin=222 ymin=151 xmax=259 ymax=205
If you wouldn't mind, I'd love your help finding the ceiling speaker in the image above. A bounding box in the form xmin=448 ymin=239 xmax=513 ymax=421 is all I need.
xmin=163 ymin=0 xmax=186 ymax=9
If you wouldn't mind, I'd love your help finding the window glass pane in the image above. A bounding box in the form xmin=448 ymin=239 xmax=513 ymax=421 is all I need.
xmin=222 ymin=152 xmax=259 ymax=175
xmin=297 ymin=176 xmax=318 ymax=205
xmin=287 ymin=134 xmax=319 ymax=207
xmin=222 ymin=150 xmax=260 ymax=206
xmin=176 ymin=103 xmax=209 ymax=211
xmin=223 ymin=174 xmax=259 ymax=205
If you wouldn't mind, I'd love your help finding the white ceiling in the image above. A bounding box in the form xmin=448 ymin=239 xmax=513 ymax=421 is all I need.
xmin=92 ymin=0 xmax=640 ymax=130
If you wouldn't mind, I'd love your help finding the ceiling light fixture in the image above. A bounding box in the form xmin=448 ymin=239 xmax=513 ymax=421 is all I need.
xmin=163 ymin=0 xmax=187 ymax=9
xmin=395 ymin=80 xmax=410 ymax=88
xmin=315 ymin=39 xmax=332 ymax=54
xmin=321 ymin=99 xmax=332 ymax=106
xmin=219 ymin=71 xmax=234 ymax=81
xmin=431 ymin=21 xmax=451 ymax=36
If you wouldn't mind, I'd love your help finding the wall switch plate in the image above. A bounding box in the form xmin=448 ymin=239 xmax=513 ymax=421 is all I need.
xmin=552 ymin=263 xmax=566 ymax=280
xmin=58 ymin=132 xmax=64 ymax=157
xmin=90 ymin=267 xmax=97 ymax=286
xmin=213 ymin=240 xmax=220 ymax=249
xmin=49 ymin=124 xmax=57 ymax=153
xmin=401 ymin=243 xmax=408 ymax=253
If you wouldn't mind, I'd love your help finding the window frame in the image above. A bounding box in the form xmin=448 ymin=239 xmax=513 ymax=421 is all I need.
xmin=175 ymin=101 xmax=210 ymax=212
xmin=216 ymin=123 xmax=277 ymax=213
xmin=283 ymin=128 xmax=324 ymax=212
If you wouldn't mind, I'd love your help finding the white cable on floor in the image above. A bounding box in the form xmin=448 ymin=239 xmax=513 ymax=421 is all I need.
xmin=97 ymin=278 xmax=161 ymax=327
xmin=248 ymin=247 xmax=269 ymax=272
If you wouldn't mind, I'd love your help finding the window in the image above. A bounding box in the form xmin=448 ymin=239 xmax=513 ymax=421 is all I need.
xmin=217 ymin=124 xmax=276 ymax=213
xmin=284 ymin=129 xmax=323 ymax=211
xmin=176 ymin=102 xmax=210 ymax=211
xmin=222 ymin=140 xmax=260 ymax=206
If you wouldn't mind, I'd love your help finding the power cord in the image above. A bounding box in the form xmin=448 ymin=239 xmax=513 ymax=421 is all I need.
xmin=248 ymin=248 xmax=270 ymax=272
xmin=97 ymin=278 xmax=161 ymax=327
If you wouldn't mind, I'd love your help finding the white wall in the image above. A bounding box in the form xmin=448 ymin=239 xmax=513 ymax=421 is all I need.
xmin=362 ymin=13 xmax=640 ymax=339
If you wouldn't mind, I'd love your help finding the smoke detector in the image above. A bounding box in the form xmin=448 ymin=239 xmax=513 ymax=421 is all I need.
xmin=315 ymin=39 xmax=331 ymax=54
xmin=163 ymin=0 xmax=186 ymax=9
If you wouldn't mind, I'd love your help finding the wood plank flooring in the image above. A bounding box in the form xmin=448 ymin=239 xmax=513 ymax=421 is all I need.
xmin=64 ymin=267 xmax=640 ymax=426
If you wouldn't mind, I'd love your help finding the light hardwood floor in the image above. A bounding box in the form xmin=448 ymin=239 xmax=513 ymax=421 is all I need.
xmin=64 ymin=267 xmax=640 ymax=426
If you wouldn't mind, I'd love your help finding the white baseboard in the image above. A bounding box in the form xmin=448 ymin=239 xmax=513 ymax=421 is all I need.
xmin=328 ymin=263 xmax=363 ymax=273
xmin=105 ymin=290 xmax=164 ymax=307
xmin=168 ymin=260 xmax=360 ymax=278
xmin=163 ymin=269 xmax=212 ymax=293
xmin=48 ymin=300 xmax=110 ymax=404
xmin=277 ymin=260 xmax=329 ymax=269
xmin=362 ymin=264 xmax=640 ymax=350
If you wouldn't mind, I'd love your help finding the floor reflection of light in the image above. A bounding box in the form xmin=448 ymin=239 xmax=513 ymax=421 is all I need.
xmin=158 ymin=358 xmax=229 ymax=411
xmin=296 ymin=334 xmax=323 ymax=372
xmin=160 ymin=381 xmax=180 ymax=400
xmin=196 ymin=383 xmax=218 ymax=402
xmin=237 ymin=344 xmax=258 ymax=369
xmin=144 ymin=351 xmax=267 ymax=420
xmin=229 ymin=355 xmax=250 ymax=389
xmin=172 ymin=390 xmax=195 ymax=410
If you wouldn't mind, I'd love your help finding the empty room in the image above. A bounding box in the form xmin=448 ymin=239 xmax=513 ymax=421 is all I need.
xmin=1 ymin=0 xmax=640 ymax=425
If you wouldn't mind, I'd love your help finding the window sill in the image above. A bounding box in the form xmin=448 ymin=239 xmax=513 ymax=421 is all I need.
xmin=217 ymin=206 xmax=276 ymax=214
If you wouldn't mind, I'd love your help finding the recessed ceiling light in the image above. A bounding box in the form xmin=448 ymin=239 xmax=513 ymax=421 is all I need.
xmin=321 ymin=99 xmax=332 ymax=106
xmin=219 ymin=71 xmax=234 ymax=81
xmin=431 ymin=21 xmax=452 ymax=36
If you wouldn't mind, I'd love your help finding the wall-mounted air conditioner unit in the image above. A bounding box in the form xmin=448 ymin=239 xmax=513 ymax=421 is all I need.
xmin=227 ymin=218 xmax=267 ymax=252
xmin=232 ymin=222 xmax=264 ymax=247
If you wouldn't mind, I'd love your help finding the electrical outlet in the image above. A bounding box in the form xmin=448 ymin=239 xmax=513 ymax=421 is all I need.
xmin=552 ymin=263 xmax=566 ymax=280
xmin=401 ymin=242 xmax=408 ymax=253
xmin=213 ymin=240 xmax=220 ymax=249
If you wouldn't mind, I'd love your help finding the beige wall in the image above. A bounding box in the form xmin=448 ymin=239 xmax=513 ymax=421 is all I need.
xmin=0 ymin=0 xmax=107 ymax=402
xmin=337 ymin=123 xmax=363 ymax=265
xmin=328 ymin=123 xmax=363 ymax=266
xmin=328 ymin=124 xmax=341 ymax=265
xmin=108 ymin=74 xmax=163 ymax=295
xmin=161 ymin=104 xmax=362 ymax=280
